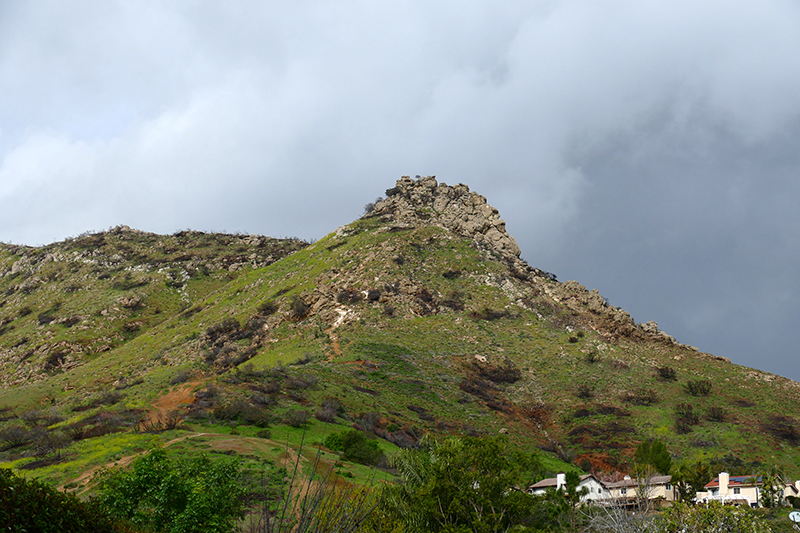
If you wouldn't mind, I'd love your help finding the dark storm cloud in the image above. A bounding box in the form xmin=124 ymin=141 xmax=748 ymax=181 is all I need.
xmin=1 ymin=1 xmax=800 ymax=378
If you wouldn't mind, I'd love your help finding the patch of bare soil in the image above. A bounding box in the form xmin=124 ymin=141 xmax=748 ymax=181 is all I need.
xmin=146 ymin=379 xmax=205 ymax=424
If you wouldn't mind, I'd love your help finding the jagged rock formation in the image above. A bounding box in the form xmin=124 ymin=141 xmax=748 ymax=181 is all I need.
xmin=368 ymin=176 xmax=685 ymax=347
xmin=372 ymin=175 xmax=522 ymax=259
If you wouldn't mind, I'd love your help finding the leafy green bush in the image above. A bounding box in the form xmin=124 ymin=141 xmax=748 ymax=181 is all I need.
xmin=341 ymin=430 xmax=385 ymax=466
xmin=96 ymin=449 xmax=244 ymax=533
xmin=0 ymin=467 xmax=131 ymax=532
xmin=325 ymin=430 xmax=384 ymax=466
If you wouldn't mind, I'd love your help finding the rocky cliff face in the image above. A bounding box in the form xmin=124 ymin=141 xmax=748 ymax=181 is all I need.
xmin=371 ymin=176 xmax=522 ymax=259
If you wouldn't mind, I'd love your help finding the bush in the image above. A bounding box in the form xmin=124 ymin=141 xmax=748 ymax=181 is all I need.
xmin=707 ymin=406 xmax=725 ymax=422
xmin=257 ymin=300 xmax=277 ymax=316
xmin=96 ymin=449 xmax=244 ymax=533
xmin=468 ymin=307 xmax=510 ymax=320
xmin=290 ymin=296 xmax=310 ymax=319
xmin=675 ymin=403 xmax=699 ymax=433
xmin=441 ymin=290 xmax=465 ymax=311
xmin=170 ymin=371 xmax=191 ymax=385
xmin=0 ymin=467 xmax=129 ymax=532
xmin=336 ymin=290 xmax=362 ymax=304
xmin=283 ymin=409 xmax=311 ymax=428
xmin=685 ymin=379 xmax=712 ymax=396
xmin=341 ymin=430 xmax=385 ymax=466
xmin=622 ymin=389 xmax=658 ymax=406
xmin=654 ymin=501 xmax=772 ymax=532
xmin=0 ymin=426 xmax=30 ymax=450
xmin=656 ymin=366 xmax=677 ymax=381
xmin=363 ymin=197 xmax=383 ymax=215
xmin=324 ymin=432 xmax=344 ymax=451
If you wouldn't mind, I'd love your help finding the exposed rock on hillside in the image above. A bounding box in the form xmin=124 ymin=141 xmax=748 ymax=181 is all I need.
xmin=372 ymin=175 xmax=521 ymax=259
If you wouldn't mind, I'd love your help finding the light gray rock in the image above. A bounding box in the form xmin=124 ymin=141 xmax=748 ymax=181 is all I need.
xmin=373 ymin=176 xmax=521 ymax=258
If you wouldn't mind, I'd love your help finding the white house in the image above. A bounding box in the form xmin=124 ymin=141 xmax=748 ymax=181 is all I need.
xmin=696 ymin=472 xmax=800 ymax=507
xmin=603 ymin=475 xmax=676 ymax=505
xmin=528 ymin=472 xmax=609 ymax=502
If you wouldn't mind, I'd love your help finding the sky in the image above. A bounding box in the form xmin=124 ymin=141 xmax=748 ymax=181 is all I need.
xmin=2 ymin=1 xmax=800 ymax=380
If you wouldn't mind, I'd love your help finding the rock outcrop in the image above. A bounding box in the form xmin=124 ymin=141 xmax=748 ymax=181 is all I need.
xmin=371 ymin=175 xmax=521 ymax=259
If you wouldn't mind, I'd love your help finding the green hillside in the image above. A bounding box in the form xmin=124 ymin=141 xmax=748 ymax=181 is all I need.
xmin=2 ymin=176 xmax=799 ymax=499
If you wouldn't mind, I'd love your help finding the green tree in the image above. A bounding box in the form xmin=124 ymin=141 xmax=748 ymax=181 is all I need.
xmin=672 ymin=461 xmax=712 ymax=502
xmin=759 ymin=464 xmax=786 ymax=508
xmin=634 ymin=439 xmax=671 ymax=475
xmin=380 ymin=435 xmax=552 ymax=533
xmin=95 ymin=448 xmax=244 ymax=533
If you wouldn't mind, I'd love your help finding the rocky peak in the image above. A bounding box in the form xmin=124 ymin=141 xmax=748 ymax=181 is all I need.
xmin=371 ymin=175 xmax=521 ymax=259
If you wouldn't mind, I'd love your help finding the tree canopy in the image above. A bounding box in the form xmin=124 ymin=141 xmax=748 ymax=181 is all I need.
xmin=95 ymin=448 xmax=244 ymax=533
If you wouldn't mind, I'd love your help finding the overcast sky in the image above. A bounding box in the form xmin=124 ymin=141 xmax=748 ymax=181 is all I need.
xmin=2 ymin=1 xmax=800 ymax=381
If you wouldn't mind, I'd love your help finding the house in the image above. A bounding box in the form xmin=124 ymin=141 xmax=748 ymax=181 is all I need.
xmin=697 ymin=472 xmax=800 ymax=507
xmin=603 ymin=475 xmax=676 ymax=506
xmin=528 ymin=472 xmax=609 ymax=502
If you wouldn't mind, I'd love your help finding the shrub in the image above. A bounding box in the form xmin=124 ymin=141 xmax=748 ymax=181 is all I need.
xmin=363 ymin=197 xmax=383 ymax=215
xmin=93 ymin=391 xmax=124 ymax=407
xmin=442 ymin=269 xmax=461 ymax=279
xmin=283 ymin=409 xmax=311 ymax=428
xmin=0 ymin=426 xmax=30 ymax=450
xmin=290 ymin=296 xmax=310 ymax=318
xmin=257 ymin=300 xmax=277 ymax=316
xmin=576 ymin=384 xmax=594 ymax=399
xmin=585 ymin=349 xmax=600 ymax=364
xmin=622 ymin=389 xmax=658 ymax=406
xmin=656 ymin=366 xmax=677 ymax=381
xmin=441 ymin=290 xmax=465 ymax=311
xmin=468 ymin=307 xmax=510 ymax=320
xmin=0 ymin=468 xmax=128 ymax=532
xmin=707 ymin=406 xmax=725 ymax=422
xmin=685 ymin=379 xmax=712 ymax=396
xmin=340 ymin=430 xmax=385 ymax=466
xmin=96 ymin=449 xmax=244 ymax=533
xmin=324 ymin=432 xmax=344 ymax=452
xmin=336 ymin=290 xmax=361 ymax=303
xmin=170 ymin=371 xmax=191 ymax=385
xmin=316 ymin=398 xmax=340 ymax=423
xmin=675 ymin=403 xmax=699 ymax=433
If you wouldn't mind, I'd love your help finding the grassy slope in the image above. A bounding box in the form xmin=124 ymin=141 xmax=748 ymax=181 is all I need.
xmin=2 ymin=216 xmax=800 ymax=492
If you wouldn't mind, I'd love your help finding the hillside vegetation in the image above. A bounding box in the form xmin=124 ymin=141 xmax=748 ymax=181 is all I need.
xmin=2 ymin=175 xmax=799 ymax=504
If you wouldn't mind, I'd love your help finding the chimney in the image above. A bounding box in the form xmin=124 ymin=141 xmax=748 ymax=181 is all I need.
xmin=719 ymin=472 xmax=729 ymax=496
xmin=556 ymin=472 xmax=566 ymax=491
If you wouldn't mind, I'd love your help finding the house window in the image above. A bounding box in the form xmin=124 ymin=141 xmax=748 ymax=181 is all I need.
xmin=621 ymin=488 xmax=627 ymax=495
xmin=734 ymin=488 xmax=740 ymax=495
xmin=666 ymin=483 xmax=671 ymax=490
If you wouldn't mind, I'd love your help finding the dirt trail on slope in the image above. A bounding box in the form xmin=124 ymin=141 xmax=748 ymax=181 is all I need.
xmin=64 ymin=432 xmax=212 ymax=493
xmin=325 ymin=308 xmax=352 ymax=361
xmin=63 ymin=432 xmax=321 ymax=495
